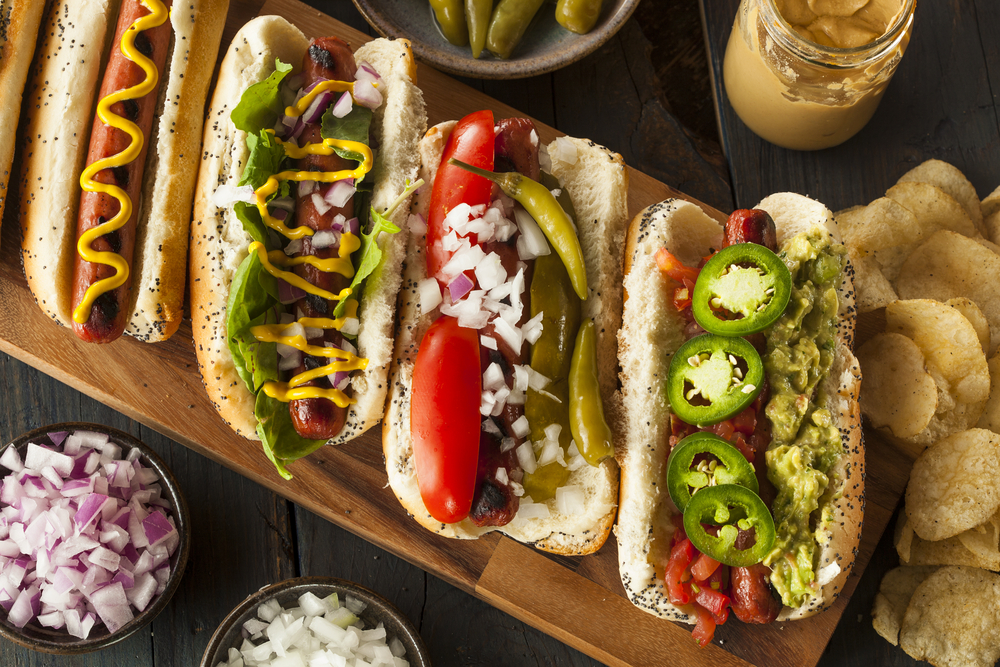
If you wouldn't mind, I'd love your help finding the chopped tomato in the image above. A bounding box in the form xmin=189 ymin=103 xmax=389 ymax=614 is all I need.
xmin=665 ymin=538 xmax=696 ymax=605
xmin=426 ymin=110 xmax=495 ymax=286
xmin=691 ymin=604 xmax=717 ymax=648
xmin=731 ymin=406 xmax=757 ymax=434
xmin=655 ymin=248 xmax=701 ymax=284
xmin=705 ymin=419 xmax=735 ymax=442
xmin=693 ymin=584 xmax=730 ymax=623
xmin=690 ymin=552 xmax=722 ymax=581
xmin=410 ymin=316 xmax=482 ymax=523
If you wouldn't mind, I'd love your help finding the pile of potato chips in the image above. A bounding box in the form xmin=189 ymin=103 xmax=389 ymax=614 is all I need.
xmin=846 ymin=161 xmax=1000 ymax=456
xmin=840 ymin=160 xmax=1000 ymax=667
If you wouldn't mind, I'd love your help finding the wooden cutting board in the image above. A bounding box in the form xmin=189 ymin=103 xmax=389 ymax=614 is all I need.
xmin=0 ymin=1 xmax=911 ymax=664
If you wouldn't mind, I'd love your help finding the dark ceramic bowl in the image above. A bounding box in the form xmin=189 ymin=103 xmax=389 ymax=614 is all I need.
xmin=200 ymin=577 xmax=430 ymax=667
xmin=0 ymin=423 xmax=191 ymax=654
xmin=351 ymin=0 xmax=641 ymax=79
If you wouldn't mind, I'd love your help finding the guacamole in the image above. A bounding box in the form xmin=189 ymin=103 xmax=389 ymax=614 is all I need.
xmin=762 ymin=230 xmax=846 ymax=608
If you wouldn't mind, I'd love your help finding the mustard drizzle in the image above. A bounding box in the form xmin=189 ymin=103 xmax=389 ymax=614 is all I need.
xmin=74 ymin=0 xmax=168 ymax=324
xmin=248 ymin=80 xmax=375 ymax=406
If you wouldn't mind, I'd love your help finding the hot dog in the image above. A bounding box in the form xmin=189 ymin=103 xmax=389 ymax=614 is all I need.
xmin=0 ymin=1 xmax=47 ymax=241
xmin=382 ymin=115 xmax=628 ymax=554
xmin=616 ymin=195 xmax=863 ymax=643
xmin=20 ymin=0 xmax=229 ymax=343
xmin=189 ymin=17 xmax=426 ymax=477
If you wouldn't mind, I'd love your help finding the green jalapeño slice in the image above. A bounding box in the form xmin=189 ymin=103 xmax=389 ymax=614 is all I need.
xmin=667 ymin=334 xmax=763 ymax=427
xmin=683 ymin=484 xmax=775 ymax=567
xmin=667 ymin=432 xmax=758 ymax=512
xmin=692 ymin=243 xmax=791 ymax=336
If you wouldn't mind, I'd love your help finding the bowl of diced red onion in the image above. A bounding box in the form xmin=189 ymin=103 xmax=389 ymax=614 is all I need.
xmin=0 ymin=423 xmax=190 ymax=653
xmin=201 ymin=576 xmax=430 ymax=667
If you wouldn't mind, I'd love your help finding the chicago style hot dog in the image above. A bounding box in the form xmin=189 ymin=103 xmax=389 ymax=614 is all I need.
xmin=190 ymin=17 xmax=426 ymax=477
xmin=616 ymin=195 xmax=863 ymax=643
xmin=382 ymin=113 xmax=627 ymax=553
xmin=20 ymin=0 xmax=228 ymax=343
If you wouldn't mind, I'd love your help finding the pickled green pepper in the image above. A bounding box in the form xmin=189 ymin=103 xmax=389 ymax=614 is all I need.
xmin=430 ymin=0 xmax=470 ymax=46
xmin=569 ymin=319 xmax=614 ymax=466
xmin=486 ymin=0 xmax=546 ymax=59
xmin=466 ymin=0 xmax=493 ymax=58
xmin=555 ymin=0 xmax=604 ymax=34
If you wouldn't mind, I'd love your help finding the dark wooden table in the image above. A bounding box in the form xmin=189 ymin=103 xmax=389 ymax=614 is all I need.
xmin=1 ymin=0 xmax=996 ymax=665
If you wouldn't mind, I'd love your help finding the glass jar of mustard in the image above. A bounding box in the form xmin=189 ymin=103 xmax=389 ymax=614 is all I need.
xmin=723 ymin=0 xmax=915 ymax=151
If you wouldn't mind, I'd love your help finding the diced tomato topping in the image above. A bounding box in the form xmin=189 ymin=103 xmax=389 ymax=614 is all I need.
xmin=731 ymin=406 xmax=757 ymax=434
xmin=705 ymin=419 xmax=735 ymax=442
xmin=656 ymin=248 xmax=701 ymax=284
xmin=690 ymin=552 xmax=722 ymax=581
xmin=693 ymin=584 xmax=730 ymax=622
xmin=665 ymin=538 xmax=696 ymax=605
xmin=691 ymin=604 xmax=717 ymax=647
xmin=731 ymin=433 xmax=754 ymax=463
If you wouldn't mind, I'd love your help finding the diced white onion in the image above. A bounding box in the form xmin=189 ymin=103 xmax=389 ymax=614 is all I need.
xmin=482 ymin=363 xmax=506 ymax=392
xmin=479 ymin=335 xmax=497 ymax=350
xmin=514 ymin=209 xmax=550 ymax=260
xmin=550 ymin=136 xmax=579 ymax=165
xmin=474 ymin=253 xmax=507 ymax=291
xmin=417 ymin=278 xmax=442 ymax=314
xmin=212 ymin=183 xmax=255 ymax=209
xmin=556 ymin=486 xmax=586 ymax=516
xmin=515 ymin=442 xmax=537 ymax=475
xmin=511 ymin=416 xmax=530 ymax=439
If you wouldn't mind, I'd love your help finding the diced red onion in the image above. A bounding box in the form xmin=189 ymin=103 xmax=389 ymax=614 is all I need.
xmin=352 ymin=75 xmax=382 ymax=109
xmin=277 ymin=279 xmax=307 ymax=305
xmin=311 ymin=230 xmax=338 ymax=250
xmin=323 ymin=179 xmax=355 ymax=209
xmin=302 ymin=90 xmax=335 ymax=124
xmin=269 ymin=207 xmax=288 ymax=223
xmin=311 ymin=192 xmax=332 ymax=216
xmin=332 ymin=91 xmax=353 ymax=118
xmin=447 ymin=273 xmax=474 ymax=302
xmin=297 ymin=180 xmax=317 ymax=197
xmin=90 ymin=581 xmax=133 ymax=633
xmin=344 ymin=217 xmax=360 ymax=236
xmin=277 ymin=350 xmax=302 ymax=372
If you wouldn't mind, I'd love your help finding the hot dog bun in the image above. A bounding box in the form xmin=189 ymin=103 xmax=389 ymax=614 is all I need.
xmin=381 ymin=124 xmax=628 ymax=555
xmin=189 ymin=17 xmax=426 ymax=448
xmin=616 ymin=195 xmax=863 ymax=622
xmin=19 ymin=0 xmax=228 ymax=342
xmin=0 ymin=0 xmax=47 ymax=239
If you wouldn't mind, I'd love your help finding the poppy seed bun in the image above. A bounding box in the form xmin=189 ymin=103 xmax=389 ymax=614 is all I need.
xmin=616 ymin=194 xmax=863 ymax=623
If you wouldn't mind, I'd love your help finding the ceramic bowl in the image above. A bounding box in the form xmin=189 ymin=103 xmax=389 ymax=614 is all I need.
xmin=350 ymin=0 xmax=641 ymax=79
xmin=200 ymin=576 xmax=430 ymax=667
xmin=0 ymin=423 xmax=191 ymax=654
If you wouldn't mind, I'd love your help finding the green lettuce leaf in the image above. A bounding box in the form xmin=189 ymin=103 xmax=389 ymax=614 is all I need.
xmin=226 ymin=250 xmax=280 ymax=392
xmin=321 ymin=104 xmax=373 ymax=164
xmin=238 ymin=130 xmax=287 ymax=191
xmin=333 ymin=207 xmax=400 ymax=318
xmin=254 ymin=391 xmax=327 ymax=481
xmin=231 ymin=59 xmax=293 ymax=134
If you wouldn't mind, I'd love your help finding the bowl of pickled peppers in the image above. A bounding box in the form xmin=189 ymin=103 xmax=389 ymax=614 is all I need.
xmin=349 ymin=0 xmax=641 ymax=78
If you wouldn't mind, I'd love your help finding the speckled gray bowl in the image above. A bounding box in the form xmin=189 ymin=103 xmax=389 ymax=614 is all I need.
xmin=200 ymin=577 xmax=430 ymax=667
xmin=0 ymin=423 xmax=191 ymax=654
xmin=350 ymin=0 xmax=641 ymax=79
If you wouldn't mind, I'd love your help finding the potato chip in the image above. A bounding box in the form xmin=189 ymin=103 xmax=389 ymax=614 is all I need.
xmin=896 ymin=230 xmax=1000 ymax=354
xmin=946 ymin=298 xmax=990 ymax=355
xmin=885 ymin=300 xmax=990 ymax=406
xmin=987 ymin=209 xmax=1000 ymax=248
xmin=983 ymin=184 xmax=1000 ymax=220
xmin=897 ymin=159 xmax=984 ymax=234
xmin=899 ymin=566 xmax=1000 ymax=667
xmin=872 ymin=566 xmax=941 ymax=645
xmin=906 ymin=429 xmax=1000 ymax=541
xmin=956 ymin=508 xmax=1000 ymax=571
xmin=896 ymin=513 xmax=915 ymax=562
xmin=857 ymin=333 xmax=937 ymax=439
xmin=977 ymin=353 xmax=1000 ymax=434
xmin=885 ymin=181 xmax=979 ymax=239
xmin=850 ymin=255 xmax=898 ymax=313
xmin=837 ymin=197 xmax=919 ymax=255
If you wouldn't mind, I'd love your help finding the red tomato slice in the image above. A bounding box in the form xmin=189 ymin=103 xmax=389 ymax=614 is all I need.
xmin=426 ymin=109 xmax=495 ymax=286
xmin=410 ymin=316 xmax=482 ymax=523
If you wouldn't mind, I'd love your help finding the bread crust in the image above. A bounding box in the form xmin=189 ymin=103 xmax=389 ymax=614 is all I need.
xmin=18 ymin=0 xmax=229 ymax=341
xmin=188 ymin=17 xmax=426 ymax=446
xmin=381 ymin=125 xmax=627 ymax=555
xmin=615 ymin=195 xmax=864 ymax=624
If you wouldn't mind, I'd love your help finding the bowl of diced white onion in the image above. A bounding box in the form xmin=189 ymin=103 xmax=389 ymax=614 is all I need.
xmin=0 ymin=423 xmax=190 ymax=653
xmin=201 ymin=576 xmax=430 ymax=667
